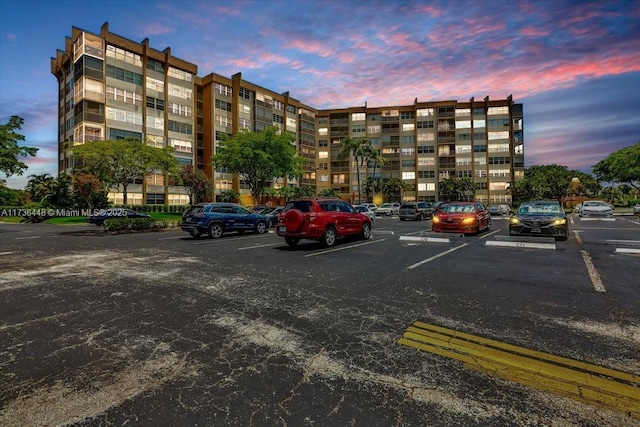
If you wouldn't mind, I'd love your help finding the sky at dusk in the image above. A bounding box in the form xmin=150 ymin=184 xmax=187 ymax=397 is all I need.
xmin=1 ymin=0 xmax=639 ymax=189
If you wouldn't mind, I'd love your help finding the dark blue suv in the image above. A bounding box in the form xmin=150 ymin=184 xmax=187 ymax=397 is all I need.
xmin=181 ymin=203 xmax=269 ymax=239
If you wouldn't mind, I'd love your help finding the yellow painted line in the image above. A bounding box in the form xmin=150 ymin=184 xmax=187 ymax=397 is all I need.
xmin=399 ymin=321 xmax=640 ymax=417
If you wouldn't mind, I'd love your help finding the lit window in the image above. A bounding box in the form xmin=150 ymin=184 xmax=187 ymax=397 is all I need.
xmin=319 ymin=151 xmax=328 ymax=159
xmin=402 ymin=172 xmax=415 ymax=180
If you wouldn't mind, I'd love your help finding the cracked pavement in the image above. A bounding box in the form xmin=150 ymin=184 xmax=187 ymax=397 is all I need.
xmin=1 ymin=221 xmax=639 ymax=426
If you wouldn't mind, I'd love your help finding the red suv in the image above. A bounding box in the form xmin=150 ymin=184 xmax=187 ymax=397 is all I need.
xmin=276 ymin=198 xmax=372 ymax=248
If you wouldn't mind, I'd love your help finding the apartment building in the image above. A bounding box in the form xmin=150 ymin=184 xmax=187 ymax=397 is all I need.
xmin=51 ymin=23 xmax=522 ymax=206
xmin=316 ymin=98 xmax=524 ymax=205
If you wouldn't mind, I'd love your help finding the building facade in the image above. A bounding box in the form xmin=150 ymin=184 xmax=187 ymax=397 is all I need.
xmin=52 ymin=23 xmax=522 ymax=206
xmin=316 ymin=97 xmax=524 ymax=205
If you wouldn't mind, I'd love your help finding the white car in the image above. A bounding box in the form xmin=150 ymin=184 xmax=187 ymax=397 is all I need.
xmin=579 ymin=200 xmax=613 ymax=217
xmin=633 ymin=203 xmax=640 ymax=215
xmin=354 ymin=205 xmax=376 ymax=224
xmin=376 ymin=203 xmax=400 ymax=216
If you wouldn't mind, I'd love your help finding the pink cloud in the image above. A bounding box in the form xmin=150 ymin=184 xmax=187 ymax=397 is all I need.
xmin=520 ymin=26 xmax=550 ymax=37
xmin=139 ymin=23 xmax=174 ymax=36
xmin=283 ymin=39 xmax=334 ymax=58
xmin=415 ymin=5 xmax=443 ymax=17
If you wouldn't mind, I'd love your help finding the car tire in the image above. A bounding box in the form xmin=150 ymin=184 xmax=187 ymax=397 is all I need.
xmin=361 ymin=222 xmax=371 ymax=240
xmin=321 ymin=227 xmax=337 ymax=247
xmin=255 ymin=220 xmax=267 ymax=234
xmin=208 ymin=223 xmax=224 ymax=239
xmin=284 ymin=209 xmax=304 ymax=232
xmin=285 ymin=237 xmax=299 ymax=247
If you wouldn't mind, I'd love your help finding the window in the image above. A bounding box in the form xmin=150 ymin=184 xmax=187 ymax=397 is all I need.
xmin=351 ymin=112 xmax=365 ymax=121
xmin=417 ymin=120 xmax=434 ymax=129
xmin=455 ymin=108 xmax=470 ymax=117
xmin=108 ymin=128 xmax=142 ymax=140
xmin=168 ymin=66 xmax=193 ymax=82
xmin=473 ymin=107 xmax=485 ymax=115
xmin=417 ymin=145 xmax=434 ymax=154
xmin=400 ymin=111 xmax=414 ymax=119
xmin=215 ymin=83 xmax=232 ymax=96
xmin=367 ymin=125 xmax=381 ymax=133
xmin=417 ymin=157 xmax=435 ymax=166
xmin=146 ymin=96 xmax=164 ymax=110
xmin=402 ymin=172 xmax=415 ymax=180
xmin=418 ymin=170 xmax=435 ymax=178
xmin=488 ymin=106 xmax=509 ymax=115
xmin=456 ymin=145 xmax=472 ymax=153
xmin=146 ymin=58 xmax=165 ymax=73
xmin=402 ymin=123 xmax=415 ymax=131
xmin=332 ymin=174 xmax=347 ymax=184
xmin=488 ymin=118 xmax=509 ymax=128
xmin=168 ymin=120 xmax=192 ymax=135
xmin=216 ymin=115 xmax=232 ymax=127
xmin=170 ymin=138 xmax=193 ymax=153
xmin=401 ymin=135 xmax=415 ymax=144
xmin=107 ymin=65 xmax=143 ymax=85
xmin=147 ymin=135 xmax=164 ymax=148
xmin=489 ymin=156 xmax=510 ymax=165
xmin=168 ymin=83 xmax=192 ymax=100
xmin=352 ymin=124 xmax=365 ymax=133
xmin=456 ymin=120 xmax=471 ymax=129
xmin=318 ymin=128 xmax=328 ymax=136
xmin=319 ymin=151 xmax=328 ymax=159
xmin=146 ymin=116 xmax=164 ymax=129
xmin=146 ymin=77 xmax=164 ymax=91
xmin=426 ymin=183 xmax=436 ymax=191
xmin=107 ymin=45 xmax=142 ymax=67
xmin=416 ymin=108 xmax=433 ymax=116
xmin=488 ymin=143 xmax=509 ymax=153
xmin=401 ymin=147 xmax=415 ymax=156
xmin=488 ymin=131 xmax=509 ymax=140
xmin=239 ymin=87 xmax=251 ymax=99
xmin=473 ymin=119 xmax=486 ymax=128
xmin=106 ymin=107 xmax=142 ymax=125
xmin=169 ymin=102 xmax=192 ymax=117
xmin=107 ymin=86 xmax=142 ymax=105
xmin=417 ymin=133 xmax=435 ymax=142
xmin=474 ymin=145 xmax=486 ymax=152
xmin=318 ymin=140 xmax=328 ymax=147
xmin=215 ymin=99 xmax=232 ymax=112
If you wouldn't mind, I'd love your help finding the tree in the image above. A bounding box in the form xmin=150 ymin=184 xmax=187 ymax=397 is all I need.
xmin=41 ymin=173 xmax=75 ymax=209
xmin=362 ymin=141 xmax=385 ymax=202
xmin=72 ymin=139 xmax=179 ymax=205
xmin=338 ymin=136 xmax=368 ymax=204
xmin=179 ymin=165 xmax=210 ymax=205
xmin=382 ymin=177 xmax=410 ymax=202
xmin=218 ymin=189 xmax=240 ymax=203
xmin=211 ymin=126 xmax=302 ymax=205
xmin=318 ymin=188 xmax=340 ymax=198
xmin=291 ymin=185 xmax=315 ymax=199
xmin=73 ymin=172 xmax=106 ymax=210
xmin=0 ymin=116 xmax=38 ymax=177
xmin=26 ymin=173 xmax=54 ymax=202
xmin=592 ymin=142 xmax=640 ymax=191
xmin=438 ymin=177 xmax=457 ymax=201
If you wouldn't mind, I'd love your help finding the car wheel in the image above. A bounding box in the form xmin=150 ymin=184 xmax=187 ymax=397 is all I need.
xmin=322 ymin=227 xmax=337 ymax=247
xmin=361 ymin=222 xmax=371 ymax=240
xmin=208 ymin=223 xmax=224 ymax=239
xmin=285 ymin=237 xmax=299 ymax=247
xmin=255 ymin=220 xmax=267 ymax=234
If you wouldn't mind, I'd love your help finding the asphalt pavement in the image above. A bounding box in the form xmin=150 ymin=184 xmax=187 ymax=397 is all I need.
xmin=1 ymin=215 xmax=639 ymax=426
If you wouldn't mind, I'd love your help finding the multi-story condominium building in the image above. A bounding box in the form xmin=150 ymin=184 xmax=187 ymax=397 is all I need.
xmin=316 ymin=97 xmax=524 ymax=205
xmin=51 ymin=23 xmax=522 ymax=206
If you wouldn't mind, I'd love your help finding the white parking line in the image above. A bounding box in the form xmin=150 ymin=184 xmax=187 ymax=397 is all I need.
xmin=0 ymin=252 xmax=15 ymax=256
xmin=399 ymin=235 xmax=450 ymax=243
xmin=485 ymin=240 xmax=556 ymax=250
xmin=238 ymin=242 xmax=281 ymax=250
xmin=606 ymin=239 xmax=640 ymax=246
xmin=580 ymin=250 xmax=606 ymax=293
xmin=614 ymin=248 xmax=640 ymax=254
xmin=479 ymin=229 xmax=501 ymax=240
xmin=619 ymin=217 xmax=640 ymax=226
xmin=406 ymin=243 xmax=468 ymax=270
xmin=579 ymin=217 xmax=615 ymax=221
xmin=304 ymin=238 xmax=387 ymax=257
xmin=14 ymin=236 xmax=40 ymax=240
xmin=573 ymin=230 xmax=583 ymax=244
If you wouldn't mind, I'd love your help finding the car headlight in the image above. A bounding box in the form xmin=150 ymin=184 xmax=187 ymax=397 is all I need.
xmin=462 ymin=217 xmax=476 ymax=225
xmin=432 ymin=217 xmax=440 ymax=224
xmin=551 ymin=218 xmax=567 ymax=226
xmin=510 ymin=217 xmax=520 ymax=224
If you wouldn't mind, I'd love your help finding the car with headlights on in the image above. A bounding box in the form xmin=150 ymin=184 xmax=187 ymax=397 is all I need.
xmin=509 ymin=201 xmax=568 ymax=240
xmin=181 ymin=203 xmax=269 ymax=239
xmin=276 ymin=198 xmax=372 ymax=248
xmin=579 ymin=200 xmax=614 ymax=218
xmin=432 ymin=202 xmax=491 ymax=235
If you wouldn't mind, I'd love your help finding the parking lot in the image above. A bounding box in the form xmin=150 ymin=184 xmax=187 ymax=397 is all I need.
xmin=1 ymin=214 xmax=639 ymax=426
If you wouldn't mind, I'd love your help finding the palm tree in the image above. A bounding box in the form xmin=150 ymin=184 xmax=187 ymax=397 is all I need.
xmin=337 ymin=136 xmax=368 ymax=204
xmin=363 ymin=142 xmax=385 ymax=202
xmin=26 ymin=173 xmax=54 ymax=202
xmin=438 ymin=177 xmax=457 ymax=201
xmin=382 ymin=177 xmax=410 ymax=203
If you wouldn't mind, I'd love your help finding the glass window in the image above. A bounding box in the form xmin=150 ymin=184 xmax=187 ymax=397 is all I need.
xmin=351 ymin=112 xmax=365 ymax=121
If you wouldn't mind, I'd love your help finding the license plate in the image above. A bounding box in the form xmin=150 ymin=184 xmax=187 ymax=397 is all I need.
xmin=531 ymin=228 xmax=541 ymax=233
xmin=278 ymin=226 xmax=286 ymax=233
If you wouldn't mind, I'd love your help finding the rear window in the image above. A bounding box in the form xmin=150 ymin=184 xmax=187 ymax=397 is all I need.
xmin=184 ymin=206 xmax=204 ymax=215
xmin=284 ymin=200 xmax=314 ymax=213
xmin=400 ymin=204 xmax=416 ymax=209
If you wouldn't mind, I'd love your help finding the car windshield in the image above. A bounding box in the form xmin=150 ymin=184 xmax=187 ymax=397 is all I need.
xmin=518 ymin=203 xmax=561 ymax=214
xmin=443 ymin=205 xmax=475 ymax=213
xmin=380 ymin=204 xmax=393 ymax=208
xmin=583 ymin=201 xmax=606 ymax=206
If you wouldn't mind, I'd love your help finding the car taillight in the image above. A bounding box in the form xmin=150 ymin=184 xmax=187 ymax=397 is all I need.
xmin=196 ymin=212 xmax=204 ymax=218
